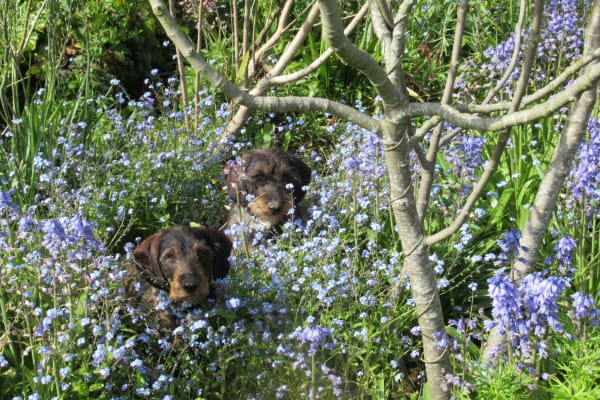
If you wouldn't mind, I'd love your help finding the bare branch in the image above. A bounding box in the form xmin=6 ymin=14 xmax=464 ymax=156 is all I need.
xmin=406 ymin=61 xmax=600 ymax=132
xmin=317 ymin=0 xmax=407 ymax=108
xmin=231 ymin=0 xmax=240 ymax=71
xmin=372 ymin=0 xmax=394 ymax=32
xmin=242 ymin=0 xmax=251 ymax=84
xmin=412 ymin=47 xmax=600 ymax=147
xmin=193 ymin=0 xmax=205 ymax=133
xmin=270 ymin=2 xmax=369 ymax=85
xmin=227 ymin=1 xmax=370 ymax=138
xmin=370 ymin=0 xmax=393 ymax=47
xmin=226 ymin=3 xmax=321 ymax=135
xmin=252 ymin=0 xmax=296 ymax=66
xmin=464 ymin=47 xmax=600 ymax=114
xmin=416 ymin=0 xmax=469 ymax=222
xmin=268 ymin=4 xmax=321 ymax=77
xmin=390 ymin=1 xmax=415 ymax=85
xmin=370 ymin=1 xmax=415 ymax=88
xmin=169 ymin=0 xmax=190 ymax=131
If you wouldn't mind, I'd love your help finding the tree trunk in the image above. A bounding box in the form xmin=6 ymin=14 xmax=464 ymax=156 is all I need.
xmin=383 ymin=119 xmax=451 ymax=399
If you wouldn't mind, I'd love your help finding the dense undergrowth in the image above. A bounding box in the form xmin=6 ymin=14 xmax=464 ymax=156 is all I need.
xmin=1 ymin=0 xmax=600 ymax=399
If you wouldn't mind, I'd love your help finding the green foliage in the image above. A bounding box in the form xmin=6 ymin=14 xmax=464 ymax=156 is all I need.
xmin=543 ymin=328 xmax=600 ymax=399
xmin=470 ymin=361 xmax=537 ymax=400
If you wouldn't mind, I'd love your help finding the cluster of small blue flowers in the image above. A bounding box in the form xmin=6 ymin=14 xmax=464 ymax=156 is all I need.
xmin=2 ymin=85 xmax=424 ymax=397
xmin=0 ymin=70 xmax=252 ymax=398
xmin=304 ymin=120 xmax=388 ymax=234
xmin=2 ymin=76 xmax=241 ymax=244
xmin=217 ymin=120 xmax=420 ymax=396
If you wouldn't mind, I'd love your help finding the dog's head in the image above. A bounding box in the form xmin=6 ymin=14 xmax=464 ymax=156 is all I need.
xmin=132 ymin=226 xmax=232 ymax=304
xmin=223 ymin=148 xmax=311 ymax=225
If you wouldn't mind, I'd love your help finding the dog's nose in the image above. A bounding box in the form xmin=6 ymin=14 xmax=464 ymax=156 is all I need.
xmin=267 ymin=202 xmax=282 ymax=214
xmin=180 ymin=273 xmax=199 ymax=293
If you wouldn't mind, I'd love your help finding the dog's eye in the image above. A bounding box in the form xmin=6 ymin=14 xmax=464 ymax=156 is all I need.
xmin=162 ymin=251 xmax=176 ymax=262
xmin=250 ymin=172 xmax=266 ymax=181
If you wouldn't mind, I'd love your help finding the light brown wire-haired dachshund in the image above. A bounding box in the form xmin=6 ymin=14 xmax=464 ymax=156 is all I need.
xmin=124 ymin=225 xmax=232 ymax=328
xmin=223 ymin=148 xmax=312 ymax=247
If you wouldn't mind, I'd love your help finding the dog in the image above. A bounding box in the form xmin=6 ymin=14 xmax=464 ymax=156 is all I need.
xmin=223 ymin=148 xmax=311 ymax=247
xmin=124 ymin=225 xmax=232 ymax=328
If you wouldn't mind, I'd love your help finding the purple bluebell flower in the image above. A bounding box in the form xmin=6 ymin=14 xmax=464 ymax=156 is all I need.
xmin=570 ymin=292 xmax=598 ymax=321
xmin=566 ymin=118 xmax=600 ymax=216
xmin=521 ymin=273 xmax=568 ymax=336
xmin=553 ymin=235 xmax=577 ymax=270
xmin=291 ymin=325 xmax=333 ymax=355
xmin=487 ymin=269 xmax=522 ymax=335
xmin=0 ymin=190 xmax=18 ymax=213
xmin=498 ymin=229 xmax=521 ymax=256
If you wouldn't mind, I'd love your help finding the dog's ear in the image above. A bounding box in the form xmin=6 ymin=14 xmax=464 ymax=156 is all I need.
xmin=132 ymin=233 xmax=169 ymax=290
xmin=223 ymin=158 xmax=247 ymax=202
xmin=205 ymin=228 xmax=232 ymax=280
xmin=291 ymin=155 xmax=312 ymax=201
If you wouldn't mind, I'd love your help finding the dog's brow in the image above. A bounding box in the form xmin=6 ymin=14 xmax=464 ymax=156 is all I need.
xmin=193 ymin=240 xmax=213 ymax=254
xmin=248 ymin=161 xmax=272 ymax=177
xmin=160 ymin=246 xmax=179 ymax=257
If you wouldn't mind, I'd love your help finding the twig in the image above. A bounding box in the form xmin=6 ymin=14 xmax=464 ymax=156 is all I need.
xmin=416 ymin=0 xmax=469 ymax=222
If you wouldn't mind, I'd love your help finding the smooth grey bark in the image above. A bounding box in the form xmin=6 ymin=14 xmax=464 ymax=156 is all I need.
xmin=483 ymin=0 xmax=600 ymax=361
xmin=382 ymin=120 xmax=451 ymax=398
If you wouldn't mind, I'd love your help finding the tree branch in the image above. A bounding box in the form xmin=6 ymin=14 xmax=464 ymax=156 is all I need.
xmin=225 ymin=3 xmax=370 ymax=137
xmin=370 ymin=0 xmax=393 ymax=48
xmin=411 ymin=46 xmax=600 ymax=150
xmin=269 ymin=2 xmax=369 ymax=85
xmin=464 ymin=47 xmax=600 ymax=114
xmin=250 ymin=0 xmax=296 ymax=77
xmin=317 ymin=0 xmax=407 ymax=108
xmin=416 ymin=0 xmax=469 ymax=222
xmin=406 ymin=60 xmax=600 ymax=132
xmin=225 ymin=3 xmax=321 ymax=136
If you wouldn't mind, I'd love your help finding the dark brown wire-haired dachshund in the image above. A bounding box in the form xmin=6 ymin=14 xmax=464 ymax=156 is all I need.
xmin=223 ymin=148 xmax=311 ymax=247
xmin=124 ymin=225 xmax=232 ymax=328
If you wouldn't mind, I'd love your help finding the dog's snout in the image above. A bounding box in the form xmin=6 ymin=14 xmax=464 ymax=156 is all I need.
xmin=267 ymin=201 xmax=283 ymax=214
xmin=180 ymin=273 xmax=199 ymax=293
